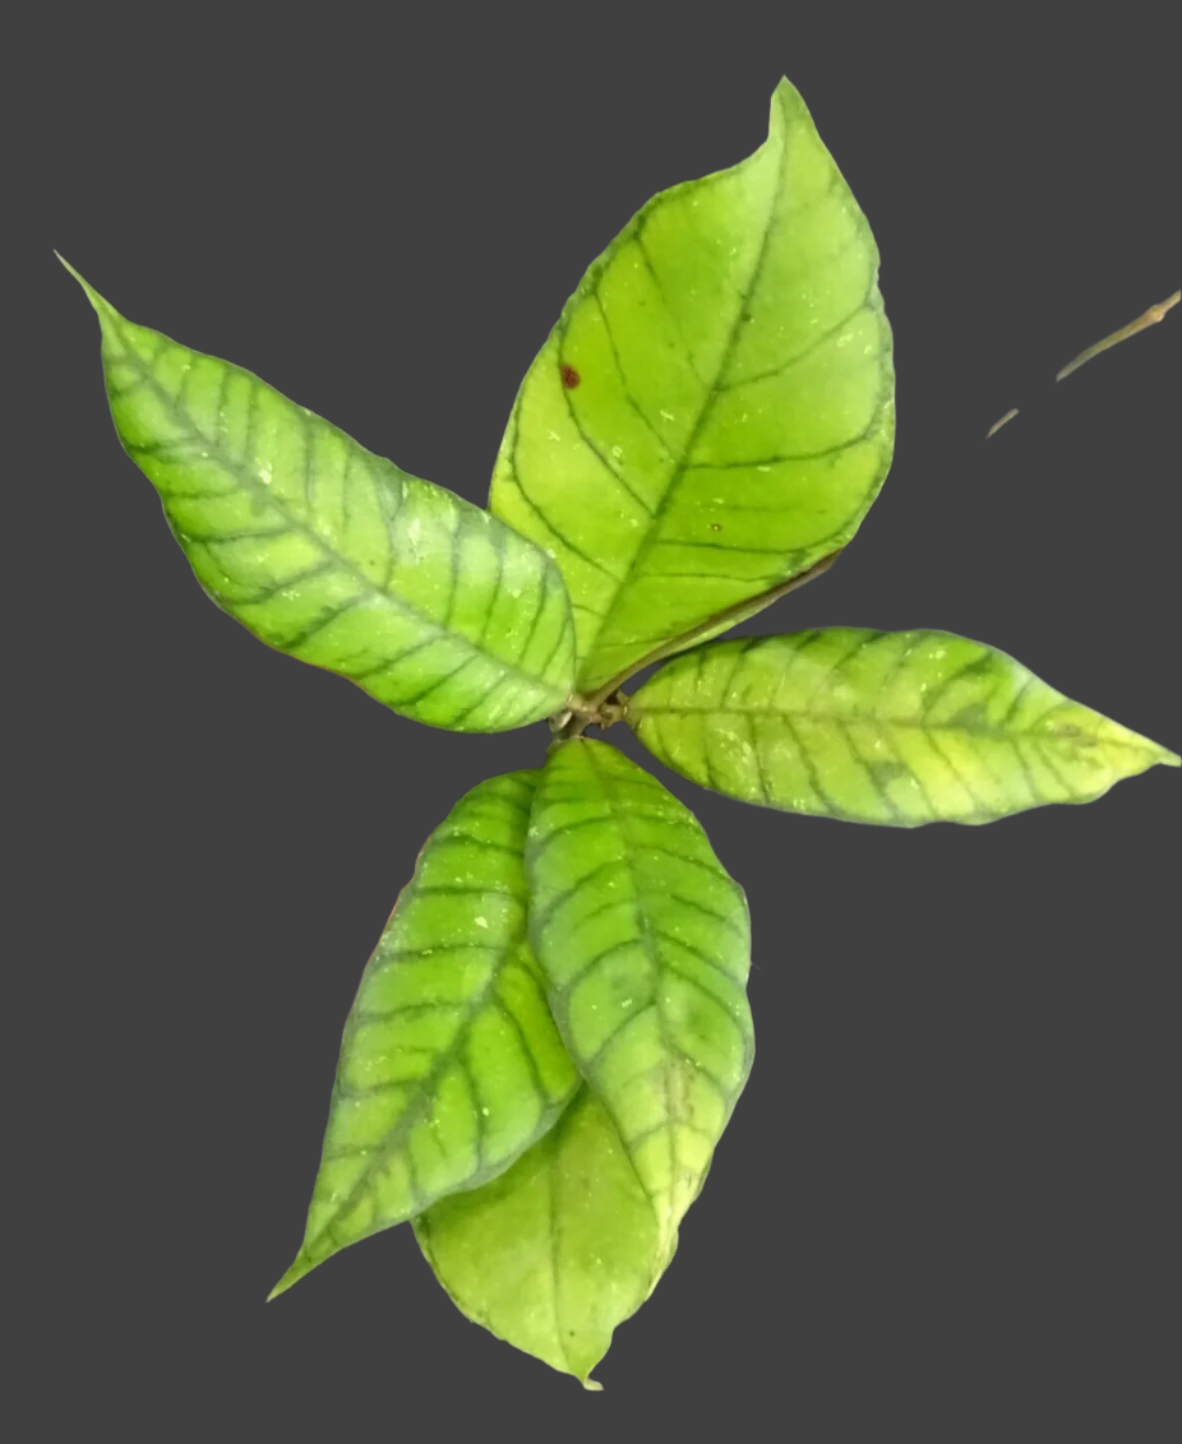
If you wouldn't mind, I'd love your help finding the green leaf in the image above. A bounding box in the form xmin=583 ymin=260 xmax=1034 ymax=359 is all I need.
xmin=63 ymin=260 xmax=575 ymax=731
xmin=415 ymin=1086 xmax=663 ymax=1388
xmin=489 ymin=77 xmax=894 ymax=693
xmin=270 ymin=771 xmax=579 ymax=1299
xmin=629 ymin=630 xmax=1180 ymax=826
xmin=525 ymin=740 xmax=753 ymax=1253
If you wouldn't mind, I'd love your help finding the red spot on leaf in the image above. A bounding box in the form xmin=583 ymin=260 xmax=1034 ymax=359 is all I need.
xmin=560 ymin=363 xmax=581 ymax=389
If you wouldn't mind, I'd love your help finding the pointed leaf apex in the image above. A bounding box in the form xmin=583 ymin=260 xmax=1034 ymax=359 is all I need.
xmin=1093 ymin=713 xmax=1180 ymax=771
xmin=56 ymin=253 xmax=118 ymax=322
xmin=769 ymin=75 xmax=806 ymax=131
xmin=266 ymin=1252 xmax=312 ymax=1302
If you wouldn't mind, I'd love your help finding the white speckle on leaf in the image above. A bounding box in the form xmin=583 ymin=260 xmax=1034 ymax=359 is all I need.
xmin=757 ymin=465 xmax=771 ymax=473
xmin=547 ymin=429 xmax=560 ymax=442
xmin=611 ymin=444 xmax=623 ymax=459
xmin=474 ymin=916 xmax=489 ymax=929
xmin=258 ymin=462 xmax=272 ymax=485
xmin=659 ymin=409 xmax=676 ymax=422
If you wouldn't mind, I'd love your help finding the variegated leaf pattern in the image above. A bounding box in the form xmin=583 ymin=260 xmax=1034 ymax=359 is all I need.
xmin=415 ymin=1086 xmax=664 ymax=1389
xmin=270 ymin=772 xmax=579 ymax=1298
xmin=64 ymin=261 xmax=575 ymax=731
xmin=489 ymin=77 xmax=894 ymax=692
xmin=525 ymin=740 xmax=753 ymax=1254
xmin=629 ymin=630 xmax=1180 ymax=825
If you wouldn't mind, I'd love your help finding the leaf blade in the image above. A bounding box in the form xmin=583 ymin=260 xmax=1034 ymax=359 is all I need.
xmin=629 ymin=631 xmax=1180 ymax=826
xmin=271 ymin=771 xmax=580 ymax=1298
xmin=525 ymin=740 xmax=754 ymax=1252
xmin=415 ymin=1086 xmax=663 ymax=1387
xmin=65 ymin=262 xmax=575 ymax=731
xmin=490 ymin=78 xmax=894 ymax=690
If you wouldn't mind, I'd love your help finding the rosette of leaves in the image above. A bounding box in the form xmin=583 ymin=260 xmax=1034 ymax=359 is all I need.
xmin=64 ymin=78 xmax=1177 ymax=1387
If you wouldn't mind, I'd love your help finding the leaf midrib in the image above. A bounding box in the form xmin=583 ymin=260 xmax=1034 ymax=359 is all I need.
xmin=308 ymin=965 xmax=502 ymax=1260
xmin=633 ymin=701 xmax=1161 ymax=751
xmin=575 ymin=116 xmax=790 ymax=675
xmin=578 ymin=746 xmax=714 ymax=1232
xmin=299 ymin=807 xmax=544 ymax=1265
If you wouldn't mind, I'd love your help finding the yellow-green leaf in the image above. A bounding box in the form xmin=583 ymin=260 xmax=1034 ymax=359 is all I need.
xmin=629 ymin=631 xmax=1180 ymax=825
xmin=525 ymin=740 xmax=753 ymax=1254
xmin=489 ymin=78 xmax=894 ymax=692
xmin=271 ymin=772 xmax=579 ymax=1298
xmin=415 ymin=1087 xmax=664 ymax=1389
xmin=65 ymin=261 xmax=575 ymax=731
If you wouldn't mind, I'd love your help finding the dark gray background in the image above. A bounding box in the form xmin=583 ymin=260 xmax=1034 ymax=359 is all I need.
xmin=11 ymin=6 xmax=1178 ymax=1440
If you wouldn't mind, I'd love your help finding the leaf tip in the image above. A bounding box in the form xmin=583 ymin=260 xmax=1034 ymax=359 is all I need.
xmin=55 ymin=252 xmax=114 ymax=319
xmin=768 ymin=76 xmax=805 ymax=135
xmin=266 ymin=1252 xmax=311 ymax=1302
xmin=1120 ymin=722 xmax=1181 ymax=772
xmin=580 ymin=1375 xmax=604 ymax=1393
xmin=767 ymin=77 xmax=796 ymax=132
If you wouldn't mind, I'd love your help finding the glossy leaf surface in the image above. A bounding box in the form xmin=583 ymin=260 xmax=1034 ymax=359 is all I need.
xmin=66 ymin=263 xmax=575 ymax=731
xmin=271 ymin=772 xmax=579 ymax=1298
xmin=526 ymin=740 xmax=753 ymax=1252
xmin=489 ymin=78 xmax=894 ymax=691
xmin=630 ymin=630 xmax=1180 ymax=825
xmin=415 ymin=1087 xmax=663 ymax=1388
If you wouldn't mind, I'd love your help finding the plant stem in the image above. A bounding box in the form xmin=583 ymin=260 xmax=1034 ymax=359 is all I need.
xmin=585 ymin=546 xmax=844 ymax=709
xmin=553 ymin=546 xmax=845 ymax=739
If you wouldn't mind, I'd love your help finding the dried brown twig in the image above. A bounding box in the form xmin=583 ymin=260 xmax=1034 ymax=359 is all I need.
xmin=987 ymin=289 xmax=1177 ymax=438
xmin=986 ymin=407 xmax=1019 ymax=438
xmin=1056 ymin=290 xmax=1180 ymax=382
